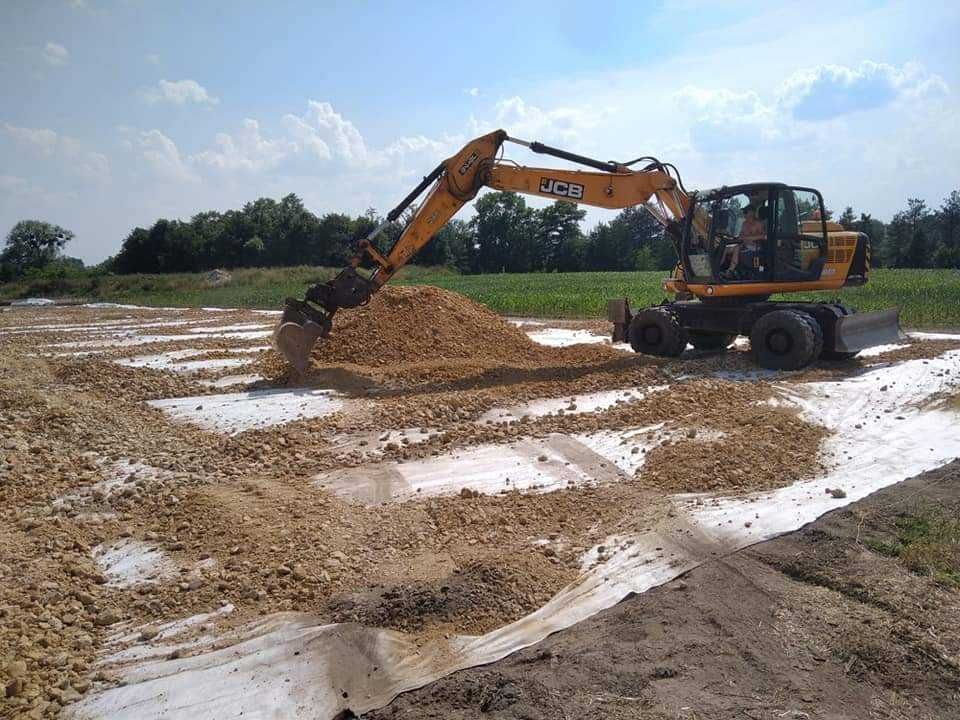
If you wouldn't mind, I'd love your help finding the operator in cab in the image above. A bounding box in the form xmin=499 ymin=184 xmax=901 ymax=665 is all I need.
xmin=723 ymin=201 xmax=766 ymax=280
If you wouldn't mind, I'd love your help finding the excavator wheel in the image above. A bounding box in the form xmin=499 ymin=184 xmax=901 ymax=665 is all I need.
xmin=688 ymin=330 xmax=735 ymax=353
xmin=750 ymin=309 xmax=820 ymax=370
xmin=629 ymin=307 xmax=687 ymax=357
xmin=797 ymin=313 xmax=824 ymax=360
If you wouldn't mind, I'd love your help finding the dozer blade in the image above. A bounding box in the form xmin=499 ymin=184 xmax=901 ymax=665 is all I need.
xmin=833 ymin=307 xmax=903 ymax=353
xmin=272 ymin=320 xmax=326 ymax=375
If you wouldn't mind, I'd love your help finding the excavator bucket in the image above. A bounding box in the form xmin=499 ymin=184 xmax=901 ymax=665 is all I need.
xmin=272 ymin=319 xmax=325 ymax=374
xmin=272 ymin=270 xmax=371 ymax=373
xmin=271 ymin=297 xmax=336 ymax=374
xmin=832 ymin=307 xmax=903 ymax=353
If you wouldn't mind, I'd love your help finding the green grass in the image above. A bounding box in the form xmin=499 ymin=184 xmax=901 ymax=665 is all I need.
xmin=2 ymin=266 xmax=959 ymax=327
xmin=864 ymin=503 xmax=960 ymax=588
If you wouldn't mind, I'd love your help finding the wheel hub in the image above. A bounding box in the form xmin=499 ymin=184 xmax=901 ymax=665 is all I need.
xmin=767 ymin=329 xmax=792 ymax=355
xmin=642 ymin=325 xmax=663 ymax=346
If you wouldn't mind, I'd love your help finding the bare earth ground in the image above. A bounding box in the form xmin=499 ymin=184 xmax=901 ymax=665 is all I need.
xmin=0 ymin=291 xmax=958 ymax=719
xmin=365 ymin=460 xmax=960 ymax=720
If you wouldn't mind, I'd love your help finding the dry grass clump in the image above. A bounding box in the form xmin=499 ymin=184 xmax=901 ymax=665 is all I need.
xmin=866 ymin=501 xmax=960 ymax=588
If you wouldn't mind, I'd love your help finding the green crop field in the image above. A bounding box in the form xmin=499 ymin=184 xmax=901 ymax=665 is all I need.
xmin=2 ymin=266 xmax=959 ymax=328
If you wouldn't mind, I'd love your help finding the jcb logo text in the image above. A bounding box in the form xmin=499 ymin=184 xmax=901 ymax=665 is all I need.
xmin=539 ymin=177 xmax=584 ymax=200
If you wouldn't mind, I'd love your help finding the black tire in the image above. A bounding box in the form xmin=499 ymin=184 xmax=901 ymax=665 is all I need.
xmin=797 ymin=313 xmax=824 ymax=360
xmin=629 ymin=307 xmax=688 ymax=357
xmin=750 ymin=310 xmax=819 ymax=370
xmin=688 ymin=330 xmax=735 ymax=352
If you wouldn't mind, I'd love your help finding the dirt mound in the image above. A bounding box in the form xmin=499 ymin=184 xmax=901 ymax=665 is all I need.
xmin=319 ymin=286 xmax=546 ymax=366
xmin=263 ymin=286 xmax=620 ymax=374
xmin=326 ymin=557 xmax=573 ymax=636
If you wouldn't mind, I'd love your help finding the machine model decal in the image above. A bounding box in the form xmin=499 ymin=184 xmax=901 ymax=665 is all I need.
xmin=539 ymin=177 xmax=584 ymax=200
xmin=458 ymin=152 xmax=479 ymax=176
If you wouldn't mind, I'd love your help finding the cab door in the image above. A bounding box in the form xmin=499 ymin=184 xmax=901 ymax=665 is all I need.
xmin=771 ymin=187 xmax=827 ymax=282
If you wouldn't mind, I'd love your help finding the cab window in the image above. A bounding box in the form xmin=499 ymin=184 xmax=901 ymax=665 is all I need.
xmin=772 ymin=188 xmax=826 ymax=281
xmin=685 ymin=199 xmax=714 ymax=280
xmin=713 ymin=190 xmax=771 ymax=282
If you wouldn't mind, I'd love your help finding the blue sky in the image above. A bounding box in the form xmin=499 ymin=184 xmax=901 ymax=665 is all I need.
xmin=1 ymin=0 xmax=958 ymax=263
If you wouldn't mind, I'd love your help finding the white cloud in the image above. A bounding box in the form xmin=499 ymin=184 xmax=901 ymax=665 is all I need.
xmin=137 ymin=130 xmax=197 ymax=183
xmin=3 ymin=123 xmax=59 ymax=156
xmin=60 ymin=136 xmax=110 ymax=184
xmin=671 ymin=61 xmax=950 ymax=154
xmin=280 ymin=114 xmax=332 ymax=161
xmin=193 ymin=101 xmax=456 ymax=179
xmin=286 ymin=101 xmax=370 ymax=165
xmin=0 ymin=175 xmax=28 ymax=193
xmin=142 ymin=79 xmax=219 ymax=106
xmin=2 ymin=123 xmax=110 ymax=184
xmin=192 ymin=119 xmax=295 ymax=171
xmin=483 ymin=96 xmax=610 ymax=146
xmin=778 ymin=61 xmax=948 ymax=121
xmin=43 ymin=42 xmax=69 ymax=67
xmin=383 ymin=135 xmax=451 ymax=158
xmin=0 ymin=175 xmax=74 ymax=211
xmin=464 ymin=87 xmax=480 ymax=97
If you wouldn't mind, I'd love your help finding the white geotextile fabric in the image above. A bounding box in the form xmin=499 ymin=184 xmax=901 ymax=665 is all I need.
xmin=67 ymin=347 xmax=960 ymax=720
xmin=147 ymin=388 xmax=345 ymax=435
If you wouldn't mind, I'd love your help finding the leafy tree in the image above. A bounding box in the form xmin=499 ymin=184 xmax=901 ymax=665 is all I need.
xmin=903 ymin=199 xmax=932 ymax=268
xmin=932 ymin=191 xmax=960 ymax=268
xmin=537 ymin=201 xmax=586 ymax=272
xmin=313 ymin=213 xmax=357 ymax=266
xmin=838 ymin=206 xmax=856 ymax=230
xmin=435 ymin=219 xmax=477 ymax=273
xmin=1 ymin=220 xmax=75 ymax=276
xmin=585 ymin=207 xmax=667 ymax=271
xmin=853 ymin=212 xmax=886 ymax=267
xmin=100 ymin=186 xmax=960 ymax=275
xmin=471 ymin=192 xmax=538 ymax=273
xmin=243 ymin=236 xmax=265 ymax=266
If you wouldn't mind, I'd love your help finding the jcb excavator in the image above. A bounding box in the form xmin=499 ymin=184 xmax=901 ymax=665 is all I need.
xmin=274 ymin=129 xmax=901 ymax=372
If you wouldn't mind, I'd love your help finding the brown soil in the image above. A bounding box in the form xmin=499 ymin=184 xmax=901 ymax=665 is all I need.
xmin=52 ymin=358 xmax=214 ymax=401
xmin=326 ymin=557 xmax=575 ymax=636
xmin=868 ymin=338 xmax=960 ymax=364
xmin=365 ymin=461 xmax=960 ymax=720
xmin=1 ymin=297 xmax=954 ymax=719
xmin=257 ymin=286 xmax=623 ymax=387
xmin=310 ymin=286 xmax=550 ymax=366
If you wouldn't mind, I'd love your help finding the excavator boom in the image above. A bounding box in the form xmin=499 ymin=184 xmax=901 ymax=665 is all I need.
xmin=274 ymin=129 xmax=690 ymax=372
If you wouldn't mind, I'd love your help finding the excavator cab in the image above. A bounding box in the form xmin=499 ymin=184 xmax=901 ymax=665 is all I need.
xmin=680 ymin=183 xmax=829 ymax=288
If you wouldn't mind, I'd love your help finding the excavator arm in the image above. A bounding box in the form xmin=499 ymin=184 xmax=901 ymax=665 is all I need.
xmin=275 ymin=129 xmax=691 ymax=371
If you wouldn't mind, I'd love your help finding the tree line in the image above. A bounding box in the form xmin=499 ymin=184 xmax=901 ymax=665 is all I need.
xmin=103 ymin=191 xmax=670 ymax=276
xmin=3 ymin=189 xmax=959 ymax=281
